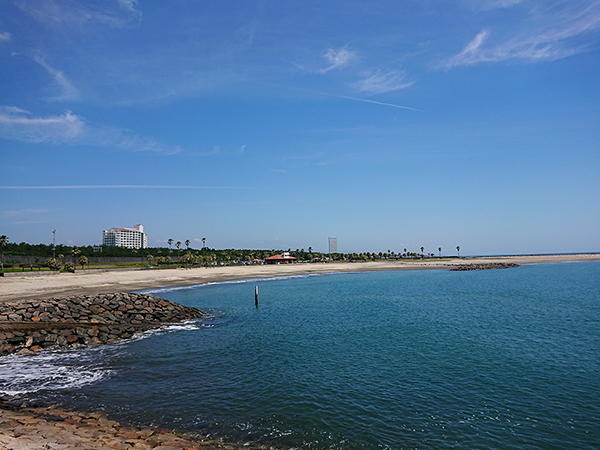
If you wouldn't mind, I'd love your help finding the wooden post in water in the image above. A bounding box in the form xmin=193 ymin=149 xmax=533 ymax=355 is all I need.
xmin=255 ymin=286 xmax=259 ymax=308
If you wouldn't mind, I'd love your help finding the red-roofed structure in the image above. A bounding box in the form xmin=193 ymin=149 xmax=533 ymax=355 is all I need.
xmin=265 ymin=252 xmax=297 ymax=264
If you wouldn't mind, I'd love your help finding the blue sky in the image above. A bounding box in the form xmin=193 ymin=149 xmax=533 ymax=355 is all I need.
xmin=1 ymin=0 xmax=599 ymax=255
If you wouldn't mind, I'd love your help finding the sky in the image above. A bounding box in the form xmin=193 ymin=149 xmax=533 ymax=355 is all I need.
xmin=0 ymin=0 xmax=599 ymax=255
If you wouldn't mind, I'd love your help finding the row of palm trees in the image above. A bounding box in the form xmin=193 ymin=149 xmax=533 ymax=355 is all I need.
xmin=404 ymin=246 xmax=460 ymax=258
xmin=146 ymin=252 xmax=217 ymax=268
xmin=45 ymin=247 xmax=89 ymax=272
xmin=1 ymin=236 xmax=91 ymax=273
xmin=166 ymin=237 xmax=207 ymax=256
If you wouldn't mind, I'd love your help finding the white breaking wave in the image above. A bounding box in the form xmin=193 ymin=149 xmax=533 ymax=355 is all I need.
xmin=0 ymin=319 xmax=208 ymax=397
xmin=0 ymin=348 xmax=115 ymax=396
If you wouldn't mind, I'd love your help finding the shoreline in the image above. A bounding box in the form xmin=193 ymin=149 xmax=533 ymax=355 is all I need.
xmin=2 ymin=254 xmax=599 ymax=303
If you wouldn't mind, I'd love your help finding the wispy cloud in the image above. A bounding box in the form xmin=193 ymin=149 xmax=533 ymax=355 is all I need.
xmin=0 ymin=185 xmax=238 ymax=190
xmin=0 ymin=106 xmax=85 ymax=143
xmin=117 ymin=0 xmax=139 ymax=14
xmin=442 ymin=30 xmax=490 ymax=68
xmin=480 ymin=0 xmax=526 ymax=9
xmin=441 ymin=2 xmax=600 ymax=68
xmin=17 ymin=0 xmax=142 ymax=29
xmin=0 ymin=31 xmax=11 ymax=42
xmin=0 ymin=105 xmax=170 ymax=152
xmin=354 ymin=69 xmax=415 ymax=94
xmin=320 ymin=47 xmax=358 ymax=73
xmin=34 ymin=55 xmax=80 ymax=101
xmin=3 ymin=208 xmax=51 ymax=217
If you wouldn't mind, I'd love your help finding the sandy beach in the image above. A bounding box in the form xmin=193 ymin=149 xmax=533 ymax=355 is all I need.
xmin=2 ymin=254 xmax=599 ymax=303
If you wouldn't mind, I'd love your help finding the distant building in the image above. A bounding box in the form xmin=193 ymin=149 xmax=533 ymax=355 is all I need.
xmin=102 ymin=224 xmax=148 ymax=249
xmin=265 ymin=252 xmax=297 ymax=264
xmin=328 ymin=237 xmax=337 ymax=254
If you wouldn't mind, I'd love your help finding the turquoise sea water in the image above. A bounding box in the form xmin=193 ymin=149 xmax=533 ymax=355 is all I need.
xmin=2 ymin=261 xmax=600 ymax=449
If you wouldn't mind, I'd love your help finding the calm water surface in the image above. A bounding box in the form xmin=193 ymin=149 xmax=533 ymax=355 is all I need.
xmin=2 ymin=261 xmax=599 ymax=449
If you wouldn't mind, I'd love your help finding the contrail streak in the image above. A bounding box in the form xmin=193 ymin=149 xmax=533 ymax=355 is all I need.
xmin=0 ymin=185 xmax=238 ymax=190
xmin=272 ymin=84 xmax=424 ymax=112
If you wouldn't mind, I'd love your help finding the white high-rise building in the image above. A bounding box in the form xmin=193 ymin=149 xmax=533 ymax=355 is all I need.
xmin=328 ymin=237 xmax=337 ymax=254
xmin=103 ymin=224 xmax=148 ymax=249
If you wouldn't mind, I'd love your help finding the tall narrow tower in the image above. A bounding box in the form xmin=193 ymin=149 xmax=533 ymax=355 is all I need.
xmin=328 ymin=237 xmax=337 ymax=254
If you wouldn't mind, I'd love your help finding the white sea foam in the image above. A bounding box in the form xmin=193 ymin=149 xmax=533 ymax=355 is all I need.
xmin=0 ymin=318 xmax=214 ymax=397
xmin=0 ymin=348 xmax=115 ymax=396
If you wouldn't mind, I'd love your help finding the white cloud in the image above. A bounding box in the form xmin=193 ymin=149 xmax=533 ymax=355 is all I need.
xmin=17 ymin=0 xmax=141 ymax=29
xmin=117 ymin=0 xmax=138 ymax=13
xmin=480 ymin=0 xmax=526 ymax=9
xmin=0 ymin=107 xmax=85 ymax=143
xmin=354 ymin=69 xmax=415 ymax=94
xmin=320 ymin=47 xmax=357 ymax=73
xmin=442 ymin=30 xmax=490 ymax=68
xmin=0 ymin=105 xmax=170 ymax=152
xmin=34 ymin=56 xmax=80 ymax=101
xmin=0 ymin=31 xmax=11 ymax=42
xmin=441 ymin=2 xmax=600 ymax=68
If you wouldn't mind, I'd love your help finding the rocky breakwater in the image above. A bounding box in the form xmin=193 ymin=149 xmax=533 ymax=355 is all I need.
xmin=450 ymin=262 xmax=521 ymax=271
xmin=0 ymin=293 xmax=206 ymax=356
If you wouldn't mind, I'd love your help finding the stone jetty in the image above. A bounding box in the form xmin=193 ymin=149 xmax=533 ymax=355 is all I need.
xmin=0 ymin=293 xmax=206 ymax=355
xmin=450 ymin=262 xmax=521 ymax=271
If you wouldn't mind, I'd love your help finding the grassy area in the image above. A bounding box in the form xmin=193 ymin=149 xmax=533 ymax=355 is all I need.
xmin=0 ymin=261 xmax=183 ymax=274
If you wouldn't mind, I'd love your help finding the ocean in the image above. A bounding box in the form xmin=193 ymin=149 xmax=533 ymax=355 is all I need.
xmin=2 ymin=261 xmax=599 ymax=449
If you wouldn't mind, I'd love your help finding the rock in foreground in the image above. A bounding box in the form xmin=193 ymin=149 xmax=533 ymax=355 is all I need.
xmin=0 ymin=400 xmax=263 ymax=450
xmin=0 ymin=293 xmax=206 ymax=355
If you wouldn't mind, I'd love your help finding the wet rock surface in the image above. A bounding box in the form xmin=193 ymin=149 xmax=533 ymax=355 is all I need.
xmin=0 ymin=400 xmax=268 ymax=449
xmin=0 ymin=293 xmax=206 ymax=355
xmin=450 ymin=262 xmax=521 ymax=271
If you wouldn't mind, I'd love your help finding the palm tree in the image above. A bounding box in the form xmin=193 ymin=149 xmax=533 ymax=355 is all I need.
xmin=438 ymin=247 xmax=442 ymax=258
xmin=202 ymin=237 xmax=206 ymax=249
xmin=46 ymin=258 xmax=61 ymax=271
xmin=420 ymin=246 xmax=424 ymax=256
xmin=78 ymin=255 xmax=88 ymax=270
xmin=176 ymin=241 xmax=181 ymax=257
xmin=168 ymin=238 xmax=173 ymax=249
xmin=181 ymin=252 xmax=193 ymax=269
xmin=456 ymin=246 xmax=460 ymax=257
xmin=71 ymin=247 xmax=81 ymax=264
xmin=185 ymin=239 xmax=190 ymax=250
xmin=0 ymin=235 xmax=8 ymax=271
